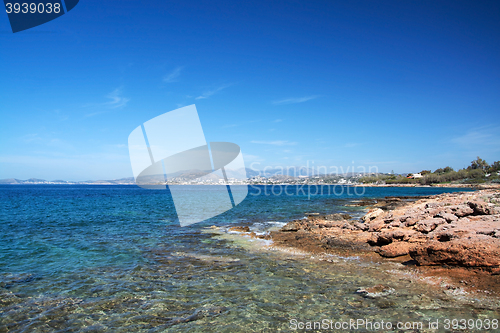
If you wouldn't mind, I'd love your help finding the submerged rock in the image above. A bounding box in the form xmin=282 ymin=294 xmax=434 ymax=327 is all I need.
xmin=281 ymin=221 xmax=301 ymax=232
xmin=229 ymin=226 xmax=250 ymax=232
xmin=149 ymin=306 xmax=228 ymax=331
xmin=356 ymin=285 xmax=395 ymax=298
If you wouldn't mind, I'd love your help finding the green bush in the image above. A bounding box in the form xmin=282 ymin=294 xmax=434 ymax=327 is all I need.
xmin=488 ymin=161 xmax=500 ymax=173
xmin=443 ymin=166 xmax=454 ymax=173
xmin=359 ymin=159 xmax=497 ymax=185
xmin=416 ymin=168 xmax=486 ymax=185
xmin=386 ymin=177 xmax=417 ymax=184
xmin=468 ymin=169 xmax=484 ymax=179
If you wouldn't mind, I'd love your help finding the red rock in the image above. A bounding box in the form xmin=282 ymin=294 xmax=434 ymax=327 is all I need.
xmin=403 ymin=217 xmax=420 ymax=227
xmin=367 ymin=233 xmax=379 ymax=246
xmin=377 ymin=242 xmax=411 ymax=258
xmin=409 ymin=236 xmax=500 ymax=267
xmin=272 ymin=189 xmax=500 ymax=274
xmin=407 ymin=234 xmax=429 ymax=243
xmin=391 ymin=229 xmax=416 ymax=241
xmin=376 ymin=232 xmax=393 ymax=245
xmin=229 ymin=226 xmax=250 ymax=232
xmin=443 ymin=205 xmax=474 ymax=217
xmin=415 ymin=218 xmax=446 ymax=233
xmin=426 ymin=202 xmax=442 ymax=209
xmin=468 ymin=201 xmax=500 ymax=215
xmin=388 ymin=220 xmax=402 ymax=228
xmin=353 ymin=222 xmax=369 ymax=231
xmin=433 ymin=231 xmax=457 ymax=242
xmin=435 ymin=212 xmax=459 ymax=223
xmin=362 ymin=208 xmax=385 ymax=223
xmin=281 ymin=221 xmax=301 ymax=232
xmin=368 ymin=218 xmax=386 ymax=232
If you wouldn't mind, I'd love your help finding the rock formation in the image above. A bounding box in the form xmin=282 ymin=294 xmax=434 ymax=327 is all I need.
xmin=274 ymin=190 xmax=500 ymax=272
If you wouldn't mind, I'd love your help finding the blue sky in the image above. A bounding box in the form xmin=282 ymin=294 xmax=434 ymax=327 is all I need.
xmin=1 ymin=0 xmax=499 ymax=180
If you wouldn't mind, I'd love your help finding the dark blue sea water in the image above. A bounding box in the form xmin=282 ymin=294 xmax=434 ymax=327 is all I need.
xmin=1 ymin=185 xmax=496 ymax=332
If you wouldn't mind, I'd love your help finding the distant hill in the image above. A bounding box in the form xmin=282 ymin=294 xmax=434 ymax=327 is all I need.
xmin=0 ymin=168 xmax=370 ymax=185
xmin=0 ymin=177 xmax=136 ymax=185
xmin=0 ymin=178 xmax=22 ymax=184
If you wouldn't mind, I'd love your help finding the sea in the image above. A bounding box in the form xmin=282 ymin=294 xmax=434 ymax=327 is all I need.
xmin=1 ymin=185 xmax=498 ymax=332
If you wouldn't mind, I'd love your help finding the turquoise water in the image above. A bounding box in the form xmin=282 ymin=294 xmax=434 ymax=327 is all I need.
xmin=1 ymin=185 xmax=497 ymax=332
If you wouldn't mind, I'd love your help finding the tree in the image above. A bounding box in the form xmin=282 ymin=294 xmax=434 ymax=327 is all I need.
xmin=470 ymin=157 xmax=489 ymax=171
xmin=434 ymin=168 xmax=444 ymax=174
xmin=443 ymin=166 xmax=454 ymax=173
xmin=488 ymin=161 xmax=500 ymax=173
xmin=468 ymin=168 xmax=484 ymax=179
xmin=420 ymin=170 xmax=431 ymax=175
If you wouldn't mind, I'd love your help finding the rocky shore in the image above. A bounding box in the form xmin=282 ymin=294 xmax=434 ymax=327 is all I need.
xmin=270 ymin=189 xmax=500 ymax=293
xmin=353 ymin=183 xmax=500 ymax=189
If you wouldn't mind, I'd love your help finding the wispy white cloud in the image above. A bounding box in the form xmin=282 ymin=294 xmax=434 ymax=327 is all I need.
xmin=105 ymin=144 xmax=127 ymax=149
xmin=195 ymin=84 xmax=232 ymax=100
xmin=51 ymin=109 xmax=68 ymax=121
xmin=163 ymin=66 xmax=183 ymax=83
xmin=105 ymin=88 xmax=130 ymax=109
xmin=251 ymin=140 xmax=297 ymax=146
xmin=272 ymin=95 xmax=319 ymax=105
xmin=344 ymin=142 xmax=362 ymax=148
xmin=20 ymin=133 xmax=74 ymax=150
xmin=222 ymin=124 xmax=238 ymax=128
xmin=273 ymin=119 xmax=283 ymax=123
xmin=451 ymin=126 xmax=500 ymax=147
xmin=83 ymin=88 xmax=130 ymax=117
xmin=241 ymin=154 xmax=265 ymax=162
xmin=21 ymin=133 xmax=42 ymax=143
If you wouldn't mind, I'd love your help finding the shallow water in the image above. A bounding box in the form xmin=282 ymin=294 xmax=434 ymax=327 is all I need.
xmin=1 ymin=185 xmax=497 ymax=332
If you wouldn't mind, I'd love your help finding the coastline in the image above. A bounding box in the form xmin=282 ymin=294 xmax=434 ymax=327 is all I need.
xmin=354 ymin=183 xmax=500 ymax=189
xmin=233 ymin=188 xmax=500 ymax=298
xmin=2 ymin=178 xmax=500 ymax=193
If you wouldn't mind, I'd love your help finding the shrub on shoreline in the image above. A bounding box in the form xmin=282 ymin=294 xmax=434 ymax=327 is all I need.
xmin=360 ymin=157 xmax=499 ymax=185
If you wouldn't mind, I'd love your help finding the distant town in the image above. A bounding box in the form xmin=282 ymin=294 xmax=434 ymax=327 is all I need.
xmin=0 ymin=172 xmax=372 ymax=186
xmin=3 ymin=157 xmax=498 ymax=186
